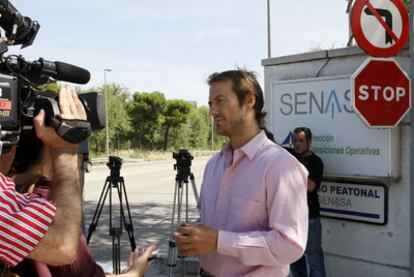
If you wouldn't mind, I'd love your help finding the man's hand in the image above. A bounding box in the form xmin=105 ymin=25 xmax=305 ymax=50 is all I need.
xmin=33 ymin=86 xmax=87 ymax=150
xmin=307 ymin=178 xmax=317 ymax=192
xmin=114 ymin=245 xmax=156 ymax=277
xmin=173 ymin=224 xmax=218 ymax=256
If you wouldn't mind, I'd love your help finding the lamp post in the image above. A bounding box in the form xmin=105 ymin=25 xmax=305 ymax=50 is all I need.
xmin=104 ymin=68 xmax=112 ymax=157
xmin=267 ymin=0 xmax=271 ymax=58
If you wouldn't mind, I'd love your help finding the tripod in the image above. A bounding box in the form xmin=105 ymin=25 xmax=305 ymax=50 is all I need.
xmin=87 ymin=156 xmax=136 ymax=274
xmin=167 ymin=149 xmax=199 ymax=277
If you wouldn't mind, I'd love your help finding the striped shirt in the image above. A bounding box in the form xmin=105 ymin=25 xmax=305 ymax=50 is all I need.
xmin=0 ymin=174 xmax=56 ymax=267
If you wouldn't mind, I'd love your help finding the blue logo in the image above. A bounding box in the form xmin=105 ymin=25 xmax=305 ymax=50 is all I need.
xmin=281 ymin=132 xmax=293 ymax=147
xmin=279 ymin=89 xmax=353 ymax=120
xmin=325 ymin=90 xmax=342 ymax=119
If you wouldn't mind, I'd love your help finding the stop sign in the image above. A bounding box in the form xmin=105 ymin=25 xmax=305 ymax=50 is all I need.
xmin=351 ymin=58 xmax=411 ymax=128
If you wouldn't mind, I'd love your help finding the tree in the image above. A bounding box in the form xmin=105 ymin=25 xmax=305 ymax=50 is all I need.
xmin=107 ymin=84 xmax=131 ymax=151
xmin=127 ymin=91 xmax=166 ymax=150
xmin=188 ymin=106 xmax=210 ymax=149
xmin=161 ymin=99 xmax=193 ymax=151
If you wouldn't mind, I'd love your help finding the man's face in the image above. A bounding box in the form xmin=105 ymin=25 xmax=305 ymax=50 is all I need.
xmin=293 ymin=131 xmax=311 ymax=155
xmin=208 ymin=80 xmax=247 ymax=137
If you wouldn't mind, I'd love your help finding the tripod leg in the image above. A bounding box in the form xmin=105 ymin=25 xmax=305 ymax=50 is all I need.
xmin=190 ymin=173 xmax=199 ymax=206
xmin=112 ymin=227 xmax=121 ymax=274
xmin=87 ymin=178 xmax=111 ymax=244
xmin=119 ymin=177 xmax=137 ymax=250
xmin=169 ymin=180 xmax=179 ymax=232
xmin=176 ymin=180 xmax=187 ymax=276
xmin=167 ymin=240 xmax=177 ymax=277
xmin=185 ymin=180 xmax=189 ymax=223
xmin=167 ymin=180 xmax=183 ymax=277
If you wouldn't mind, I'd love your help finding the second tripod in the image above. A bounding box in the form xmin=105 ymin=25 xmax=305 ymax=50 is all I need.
xmin=87 ymin=156 xmax=136 ymax=274
xmin=167 ymin=149 xmax=199 ymax=277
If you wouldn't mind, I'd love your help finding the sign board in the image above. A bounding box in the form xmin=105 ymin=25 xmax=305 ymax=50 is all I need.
xmin=319 ymin=182 xmax=387 ymax=224
xmin=351 ymin=0 xmax=409 ymax=57
xmin=351 ymin=58 xmax=411 ymax=128
xmin=271 ymin=76 xmax=400 ymax=178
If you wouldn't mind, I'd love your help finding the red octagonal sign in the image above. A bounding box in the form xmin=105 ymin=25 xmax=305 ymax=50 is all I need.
xmin=351 ymin=58 xmax=411 ymax=128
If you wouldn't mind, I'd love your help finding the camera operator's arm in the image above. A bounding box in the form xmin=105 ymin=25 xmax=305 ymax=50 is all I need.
xmin=27 ymin=87 xmax=86 ymax=265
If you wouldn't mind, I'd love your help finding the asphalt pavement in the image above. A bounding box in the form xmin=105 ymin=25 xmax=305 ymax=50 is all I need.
xmin=83 ymin=157 xmax=210 ymax=276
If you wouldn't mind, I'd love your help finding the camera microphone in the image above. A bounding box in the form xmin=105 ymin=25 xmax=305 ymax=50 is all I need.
xmin=54 ymin=61 xmax=90 ymax=84
xmin=28 ymin=59 xmax=91 ymax=84
xmin=4 ymin=56 xmax=91 ymax=85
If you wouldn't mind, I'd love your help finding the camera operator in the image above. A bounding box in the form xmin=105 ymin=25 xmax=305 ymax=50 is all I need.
xmin=9 ymin=91 xmax=155 ymax=277
xmin=0 ymin=87 xmax=85 ymax=272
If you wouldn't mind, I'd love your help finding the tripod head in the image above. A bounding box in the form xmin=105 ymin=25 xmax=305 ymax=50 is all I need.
xmin=173 ymin=149 xmax=193 ymax=182
xmin=107 ymin=155 xmax=122 ymax=179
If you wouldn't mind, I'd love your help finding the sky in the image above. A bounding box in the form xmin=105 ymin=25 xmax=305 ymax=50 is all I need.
xmin=9 ymin=0 xmax=349 ymax=106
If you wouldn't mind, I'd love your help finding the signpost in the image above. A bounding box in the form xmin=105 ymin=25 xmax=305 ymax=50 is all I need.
xmin=351 ymin=0 xmax=409 ymax=57
xmin=272 ymin=76 xmax=400 ymax=179
xmin=351 ymin=58 xmax=411 ymax=128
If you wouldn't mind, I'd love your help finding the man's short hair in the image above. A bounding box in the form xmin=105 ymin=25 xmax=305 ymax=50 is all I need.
xmin=12 ymin=130 xmax=43 ymax=175
xmin=207 ymin=69 xmax=266 ymax=128
xmin=293 ymin=127 xmax=312 ymax=141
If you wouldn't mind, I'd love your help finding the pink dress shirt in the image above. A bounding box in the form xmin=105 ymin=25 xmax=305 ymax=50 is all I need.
xmin=198 ymin=131 xmax=309 ymax=277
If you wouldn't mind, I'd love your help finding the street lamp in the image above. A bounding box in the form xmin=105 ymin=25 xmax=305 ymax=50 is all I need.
xmin=104 ymin=68 xmax=112 ymax=157
xmin=267 ymin=0 xmax=271 ymax=58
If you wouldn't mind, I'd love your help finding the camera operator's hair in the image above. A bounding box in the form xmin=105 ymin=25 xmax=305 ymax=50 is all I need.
xmin=207 ymin=69 xmax=266 ymax=128
xmin=12 ymin=130 xmax=43 ymax=174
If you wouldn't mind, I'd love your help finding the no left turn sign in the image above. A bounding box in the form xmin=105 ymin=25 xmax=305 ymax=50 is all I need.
xmin=351 ymin=0 xmax=409 ymax=57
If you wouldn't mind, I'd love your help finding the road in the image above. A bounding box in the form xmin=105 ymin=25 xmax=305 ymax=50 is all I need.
xmin=83 ymin=156 xmax=210 ymax=275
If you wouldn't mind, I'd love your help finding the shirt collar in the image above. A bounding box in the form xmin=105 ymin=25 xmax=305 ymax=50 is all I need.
xmin=219 ymin=130 xmax=267 ymax=161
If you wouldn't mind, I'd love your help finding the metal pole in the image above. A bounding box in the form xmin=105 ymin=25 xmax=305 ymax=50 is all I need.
xmin=267 ymin=0 xmax=271 ymax=58
xmin=409 ymin=0 xmax=414 ymax=275
xmin=104 ymin=68 xmax=112 ymax=157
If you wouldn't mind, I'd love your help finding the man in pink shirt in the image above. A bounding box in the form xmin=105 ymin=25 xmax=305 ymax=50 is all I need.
xmin=174 ymin=69 xmax=309 ymax=276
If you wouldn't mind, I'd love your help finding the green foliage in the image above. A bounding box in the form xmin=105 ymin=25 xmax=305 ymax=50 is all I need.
xmin=161 ymin=99 xmax=193 ymax=150
xmin=42 ymin=82 xmax=60 ymax=92
xmin=76 ymin=84 xmax=231 ymax=156
xmin=127 ymin=91 xmax=166 ymax=150
xmin=188 ymin=106 xmax=211 ymax=149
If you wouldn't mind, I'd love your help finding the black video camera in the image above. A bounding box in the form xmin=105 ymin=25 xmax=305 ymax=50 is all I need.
xmin=0 ymin=1 xmax=106 ymax=154
xmin=107 ymin=156 xmax=123 ymax=178
xmin=173 ymin=149 xmax=193 ymax=176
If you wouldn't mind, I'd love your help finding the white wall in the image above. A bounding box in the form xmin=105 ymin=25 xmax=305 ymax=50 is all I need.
xmin=263 ymin=47 xmax=410 ymax=276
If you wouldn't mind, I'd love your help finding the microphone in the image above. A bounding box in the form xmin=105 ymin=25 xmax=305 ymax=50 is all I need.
xmin=25 ymin=58 xmax=91 ymax=84
xmin=4 ymin=56 xmax=91 ymax=85
xmin=54 ymin=61 xmax=91 ymax=84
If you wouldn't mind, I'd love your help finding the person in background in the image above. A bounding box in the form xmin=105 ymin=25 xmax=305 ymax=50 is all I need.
xmin=174 ymin=69 xmax=309 ymax=277
xmin=263 ymin=127 xmax=275 ymax=142
xmin=290 ymin=127 xmax=326 ymax=277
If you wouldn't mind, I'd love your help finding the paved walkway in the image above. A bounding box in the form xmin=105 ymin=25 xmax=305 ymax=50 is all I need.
xmin=83 ymin=158 xmax=209 ymax=276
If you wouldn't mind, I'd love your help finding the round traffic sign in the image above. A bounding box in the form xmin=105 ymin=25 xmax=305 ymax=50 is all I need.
xmin=351 ymin=0 xmax=409 ymax=57
xmin=351 ymin=58 xmax=411 ymax=128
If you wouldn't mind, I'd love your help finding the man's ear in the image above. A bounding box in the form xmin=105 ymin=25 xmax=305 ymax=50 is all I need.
xmin=245 ymin=93 xmax=256 ymax=111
